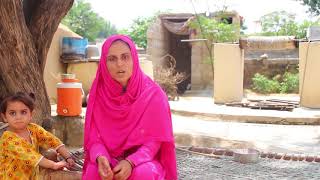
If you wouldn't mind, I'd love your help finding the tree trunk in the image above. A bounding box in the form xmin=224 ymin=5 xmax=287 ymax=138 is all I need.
xmin=0 ymin=0 xmax=73 ymax=127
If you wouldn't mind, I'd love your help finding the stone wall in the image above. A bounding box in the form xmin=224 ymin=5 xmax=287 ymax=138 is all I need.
xmin=147 ymin=17 xmax=170 ymax=79
xmin=191 ymin=41 xmax=213 ymax=89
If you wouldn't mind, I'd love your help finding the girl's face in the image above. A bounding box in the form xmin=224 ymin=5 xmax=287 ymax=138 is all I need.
xmin=1 ymin=101 xmax=32 ymax=132
xmin=106 ymin=41 xmax=133 ymax=87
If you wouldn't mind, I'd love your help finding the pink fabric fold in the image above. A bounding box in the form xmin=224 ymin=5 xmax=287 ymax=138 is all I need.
xmin=126 ymin=141 xmax=161 ymax=167
xmin=83 ymin=35 xmax=177 ymax=180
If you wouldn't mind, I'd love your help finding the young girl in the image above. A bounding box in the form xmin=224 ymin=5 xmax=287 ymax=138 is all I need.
xmin=0 ymin=92 xmax=75 ymax=180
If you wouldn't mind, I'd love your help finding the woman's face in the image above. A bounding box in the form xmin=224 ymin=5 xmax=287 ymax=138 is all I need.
xmin=106 ymin=41 xmax=133 ymax=87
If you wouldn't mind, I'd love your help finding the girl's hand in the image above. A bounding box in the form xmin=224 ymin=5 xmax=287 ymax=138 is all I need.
xmin=113 ymin=160 xmax=133 ymax=180
xmin=97 ymin=156 xmax=114 ymax=180
xmin=52 ymin=161 xmax=67 ymax=170
xmin=66 ymin=157 xmax=76 ymax=168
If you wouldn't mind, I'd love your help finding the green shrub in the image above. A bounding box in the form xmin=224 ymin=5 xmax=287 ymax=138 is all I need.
xmin=280 ymin=72 xmax=299 ymax=93
xmin=252 ymin=73 xmax=280 ymax=94
xmin=251 ymin=72 xmax=299 ymax=94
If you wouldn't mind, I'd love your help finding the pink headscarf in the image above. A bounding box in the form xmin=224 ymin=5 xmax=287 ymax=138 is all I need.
xmin=84 ymin=35 xmax=177 ymax=179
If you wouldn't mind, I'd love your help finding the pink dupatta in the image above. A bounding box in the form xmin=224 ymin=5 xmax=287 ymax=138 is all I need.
xmin=83 ymin=35 xmax=177 ymax=180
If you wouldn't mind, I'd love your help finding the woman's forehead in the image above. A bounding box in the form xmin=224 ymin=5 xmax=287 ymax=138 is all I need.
xmin=108 ymin=41 xmax=131 ymax=54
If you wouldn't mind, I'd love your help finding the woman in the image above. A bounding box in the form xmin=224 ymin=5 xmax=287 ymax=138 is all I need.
xmin=83 ymin=35 xmax=177 ymax=180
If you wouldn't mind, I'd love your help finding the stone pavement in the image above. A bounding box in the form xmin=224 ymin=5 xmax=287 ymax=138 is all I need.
xmin=177 ymin=148 xmax=320 ymax=180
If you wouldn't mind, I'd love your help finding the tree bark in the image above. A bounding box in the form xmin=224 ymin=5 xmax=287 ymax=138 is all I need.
xmin=0 ymin=0 xmax=73 ymax=127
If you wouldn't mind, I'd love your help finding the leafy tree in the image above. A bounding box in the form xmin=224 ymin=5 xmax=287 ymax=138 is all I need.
xmin=122 ymin=16 xmax=156 ymax=49
xmin=188 ymin=13 xmax=239 ymax=79
xmin=188 ymin=15 xmax=238 ymax=43
xmin=62 ymin=0 xmax=116 ymax=41
xmin=300 ymin=0 xmax=320 ymax=15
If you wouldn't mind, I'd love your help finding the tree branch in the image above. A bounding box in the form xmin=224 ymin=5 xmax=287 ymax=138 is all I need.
xmin=28 ymin=0 xmax=74 ymax=73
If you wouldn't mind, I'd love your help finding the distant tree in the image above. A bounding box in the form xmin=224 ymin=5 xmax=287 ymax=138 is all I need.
xmin=240 ymin=16 xmax=248 ymax=35
xmin=122 ymin=16 xmax=156 ymax=49
xmin=260 ymin=11 xmax=297 ymax=36
xmin=300 ymin=0 xmax=320 ymax=15
xmin=62 ymin=0 xmax=116 ymax=41
xmin=259 ymin=10 xmax=318 ymax=38
xmin=98 ymin=21 xmax=117 ymax=39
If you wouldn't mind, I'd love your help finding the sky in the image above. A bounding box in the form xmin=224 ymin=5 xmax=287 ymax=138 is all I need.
xmin=87 ymin=0 xmax=313 ymax=33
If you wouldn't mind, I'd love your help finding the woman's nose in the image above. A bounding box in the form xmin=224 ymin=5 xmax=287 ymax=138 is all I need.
xmin=116 ymin=58 xmax=124 ymax=66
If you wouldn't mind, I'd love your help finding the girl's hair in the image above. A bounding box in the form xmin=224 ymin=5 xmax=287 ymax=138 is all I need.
xmin=0 ymin=92 xmax=36 ymax=113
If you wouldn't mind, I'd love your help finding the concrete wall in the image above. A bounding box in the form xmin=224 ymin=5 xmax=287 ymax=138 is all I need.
xmin=67 ymin=62 xmax=98 ymax=95
xmin=299 ymin=42 xmax=320 ymax=108
xmin=139 ymin=59 xmax=154 ymax=80
xmin=44 ymin=24 xmax=81 ymax=103
xmin=214 ymin=43 xmax=244 ymax=103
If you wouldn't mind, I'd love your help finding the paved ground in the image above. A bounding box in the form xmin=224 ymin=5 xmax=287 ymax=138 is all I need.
xmin=177 ymin=148 xmax=320 ymax=180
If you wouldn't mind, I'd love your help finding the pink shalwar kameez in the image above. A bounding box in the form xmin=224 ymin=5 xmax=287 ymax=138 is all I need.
xmin=82 ymin=35 xmax=177 ymax=180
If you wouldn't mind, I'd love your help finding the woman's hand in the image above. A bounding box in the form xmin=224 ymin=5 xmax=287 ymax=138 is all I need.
xmin=113 ymin=160 xmax=133 ymax=180
xmin=97 ymin=156 xmax=114 ymax=180
xmin=52 ymin=161 xmax=68 ymax=170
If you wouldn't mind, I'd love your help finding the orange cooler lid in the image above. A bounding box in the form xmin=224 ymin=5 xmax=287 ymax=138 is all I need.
xmin=57 ymin=82 xmax=82 ymax=88
xmin=62 ymin=78 xmax=79 ymax=83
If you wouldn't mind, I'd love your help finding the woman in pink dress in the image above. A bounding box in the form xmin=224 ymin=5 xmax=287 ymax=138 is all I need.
xmin=82 ymin=35 xmax=177 ymax=180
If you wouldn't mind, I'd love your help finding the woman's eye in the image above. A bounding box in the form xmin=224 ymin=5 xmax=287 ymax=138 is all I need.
xmin=108 ymin=57 xmax=116 ymax=62
xmin=122 ymin=54 xmax=129 ymax=61
xmin=21 ymin=110 xmax=27 ymax=115
xmin=9 ymin=112 xmax=16 ymax=116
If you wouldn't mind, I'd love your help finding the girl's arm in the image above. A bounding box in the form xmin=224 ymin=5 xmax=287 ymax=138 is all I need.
xmin=38 ymin=157 xmax=67 ymax=170
xmin=56 ymin=145 xmax=76 ymax=167
xmin=29 ymin=123 xmax=64 ymax=150
xmin=56 ymin=145 xmax=71 ymax=159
